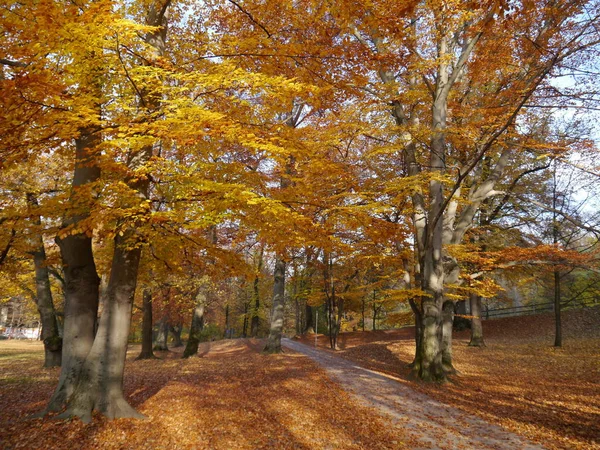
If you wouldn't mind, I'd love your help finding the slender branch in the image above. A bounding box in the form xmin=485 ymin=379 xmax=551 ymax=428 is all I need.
xmin=514 ymin=194 xmax=600 ymax=237
xmin=0 ymin=58 xmax=27 ymax=68
xmin=47 ymin=267 xmax=66 ymax=287
xmin=0 ymin=228 xmax=16 ymax=266
xmin=486 ymin=162 xmax=552 ymax=223
xmin=226 ymin=0 xmax=272 ymax=38
xmin=115 ymin=33 xmax=146 ymax=108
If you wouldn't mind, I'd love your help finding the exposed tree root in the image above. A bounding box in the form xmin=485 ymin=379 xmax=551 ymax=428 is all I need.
xmin=56 ymin=395 xmax=146 ymax=424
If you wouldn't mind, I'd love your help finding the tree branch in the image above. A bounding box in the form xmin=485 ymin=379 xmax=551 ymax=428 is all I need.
xmin=0 ymin=58 xmax=27 ymax=68
xmin=226 ymin=0 xmax=272 ymax=38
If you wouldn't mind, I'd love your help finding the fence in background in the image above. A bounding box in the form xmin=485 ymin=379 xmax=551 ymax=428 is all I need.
xmin=484 ymin=301 xmax=555 ymax=319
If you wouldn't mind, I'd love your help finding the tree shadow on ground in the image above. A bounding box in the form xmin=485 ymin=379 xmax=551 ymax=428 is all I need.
xmin=0 ymin=339 xmax=402 ymax=450
xmin=320 ymin=317 xmax=600 ymax=450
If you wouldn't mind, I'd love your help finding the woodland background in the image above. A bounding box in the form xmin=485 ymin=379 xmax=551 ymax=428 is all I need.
xmin=1 ymin=0 xmax=600 ymax=442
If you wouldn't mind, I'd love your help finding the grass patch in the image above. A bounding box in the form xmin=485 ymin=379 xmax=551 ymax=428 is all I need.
xmin=0 ymin=376 xmax=38 ymax=385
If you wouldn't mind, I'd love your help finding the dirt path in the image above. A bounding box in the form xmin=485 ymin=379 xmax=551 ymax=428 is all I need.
xmin=283 ymin=338 xmax=544 ymax=450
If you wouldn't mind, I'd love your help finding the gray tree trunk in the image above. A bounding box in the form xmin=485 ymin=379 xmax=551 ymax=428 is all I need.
xmin=183 ymin=290 xmax=206 ymax=358
xmin=170 ymin=323 xmax=183 ymax=347
xmin=554 ymin=270 xmax=562 ymax=347
xmin=250 ymin=246 xmax=263 ymax=337
xmin=416 ymin=81 xmax=448 ymax=382
xmin=55 ymin=1 xmax=169 ymax=421
xmin=224 ymin=303 xmax=230 ymax=338
xmin=153 ymin=317 xmax=169 ymax=351
xmin=27 ymin=193 xmax=62 ymax=368
xmin=57 ymin=233 xmax=146 ymax=423
xmin=441 ymin=300 xmax=456 ymax=374
xmin=264 ymin=257 xmax=286 ymax=353
xmin=552 ymin=162 xmax=562 ymax=348
xmin=408 ymin=298 xmax=423 ymax=369
xmin=469 ymin=293 xmax=485 ymax=347
xmin=46 ymin=128 xmax=101 ymax=412
xmin=136 ymin=289 xmax=155 ymax=360
xmin=242 ymin=300 xmax=249 ymax=337
xmin=303 ymin=305 xmax=314 ymax=334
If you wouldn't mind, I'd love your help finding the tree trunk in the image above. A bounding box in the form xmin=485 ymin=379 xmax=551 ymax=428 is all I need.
xmin=249 ymin=278 xmax=259 ymax=336
xmin=57 ymin=233 xmax=145 ymax=423
xmin=322 ymin=251 xmax=340 ymax=350
xmin=242 ymin=301 xmax=249 ymax=338
xmin=170 ymin=323 xmax=183 ymax=347
xmin=469 ymin=292 xmax=485 ymax=347
xmin=554 ymin=269 xmax=562 ymax=347
xmin=250 ymin=246 xmax=263 ymax=337
xmin=46 ymin=129 xmax=101 ymax=412
xmin=137 ymin=289 xmax=155 ymax=360
xmin=552 ymin=161 xmax=562 ymax=348
xmin=294 ymin=297 xmax=300 ymax=335
xmin=408 ymin=297 xmax=422 ymax=369
xmin=183 ymin=290 xmax=205 ymax=358
xmin=56 ymin=0 xmax=166 ymax=418
xmin=372 ymin=300 xmax=377 ymax=331
xmin=334 ymin=298 xmax=343 ymax=349
xmin=417 ymin=294 xmax=444 ymax=382
xmin=441 ymin=300 xmax=456 ymax=374
xmin=361 ymin=298 xmax=365 ymax=331
xmin=224 ymin=304 xmax=230 ymax=338
xmin=303 ymin=304 xmax=314 ymax=334
xmin=414 ymin=68 xmax=449 ymax=381
xmin=417 ymin=195 xmax=446 ymax=382
xmin=153 ymin=317 xmax=169 ymax=351
xmin=264 ymin=257 xmax=286 ymax=353
xmin=27 ymin=193 xmax=62 ymax=368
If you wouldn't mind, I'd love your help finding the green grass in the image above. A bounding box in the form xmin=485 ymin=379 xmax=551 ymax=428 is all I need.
xmin=0 ymin=375 xmax=38 ymax=385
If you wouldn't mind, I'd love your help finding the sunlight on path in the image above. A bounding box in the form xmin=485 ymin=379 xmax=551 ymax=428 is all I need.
xmin=283 ymin=339 xmax=545 ymax=450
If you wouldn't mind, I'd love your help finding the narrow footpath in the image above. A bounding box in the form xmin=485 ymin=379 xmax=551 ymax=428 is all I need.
xmin=282 ymin=338 xmax=544 ymax=450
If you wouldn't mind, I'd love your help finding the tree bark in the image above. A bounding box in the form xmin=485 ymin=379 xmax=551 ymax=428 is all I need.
xmin=552 ymin=161 xmax=562 ymax=348
xmin=372 ymin=294 xmax=378 ymax=331
xmin=361 ymin=298 xmax=365 ymax=332
xmin=416 ymin=166 xmax=446 ymax=380
xmin=183 ymin=290 xmax=206 ymax=358
xmin=413 ymin=30 xmax=453 ymax=381
xmin=57 ymin=232 xmax=146 ymax=423
xmin=469 ymin=292 xmax=485 ymax=347
xmin=441 ymin=300 xmax=456 ymax=374
xmin=554 ymin=269 xmax=562 ymax=347
xmin=153 ymin=317 xmax=169 ymax=351
xmin=322 ymin=251 xmax=337 ymax=350
xmin=334 ymin=297 xmax=343 ymax=349
xmin=224 ymin=303 xmax=230 ymax=338
xmin=46 ymin=128 xmax=101 ymax=412
xmin=303 ymin=302 xmax=314 ymax=334
xmin=250 ymin=246 xmax=263 ymax=337
xmin=55 ymin=1 xmax=170 ymax=421
xmin=295 ymin=299 xmax=302 ymax=335
xmin=408 ymin=297 xmax=423 ymax=370
xmin=242 ymin=301 xmax=249 ymax=338
xmin=27 ymin=193 xmax=62 ymax=368
xmin=136 ymin=289 xmax=155 ymax=360
xmin=264 ymin=257 xmax=286 ymax=353
xmin=170 ymin=323 xmax=183 ymax=347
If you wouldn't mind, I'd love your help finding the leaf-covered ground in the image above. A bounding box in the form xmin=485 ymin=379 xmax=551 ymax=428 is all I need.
xmin=297 ymin=307 xmax=600 ymax=450
xmin=0 ymin=339 xmax=404 ymax=449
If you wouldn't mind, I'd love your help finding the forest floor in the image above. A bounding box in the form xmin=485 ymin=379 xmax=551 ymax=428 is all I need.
xmin=295 ymin=306 xmax=600 ymax=450
xmin=0 ymin=339 xmax=404 ymax=449
xmin=1 ymin=308 xmax=597 ymax=450
xmin=283 ymin=338 xmax=542 ymax=450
